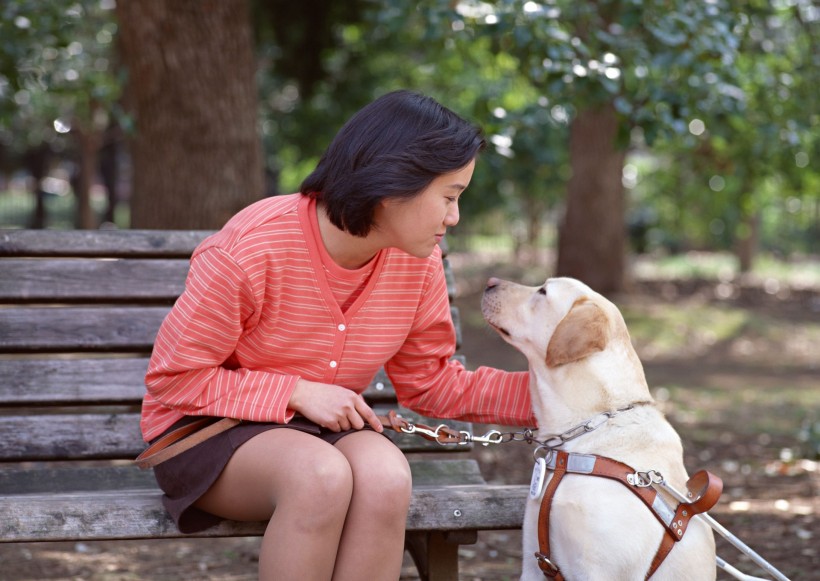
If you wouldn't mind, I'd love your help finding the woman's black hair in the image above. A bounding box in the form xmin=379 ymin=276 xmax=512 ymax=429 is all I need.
xmin=300 ymin=90 xmax=486 ymax=237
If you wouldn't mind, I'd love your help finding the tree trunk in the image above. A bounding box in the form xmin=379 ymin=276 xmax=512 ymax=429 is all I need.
xmin=116 ymin=0 xmax=263 ymax=229
xmin=556 ymin=103 xmax=626 ymax=295
xmin=735 ymin=211 xmax=760 ymax=273
xmin=73 ymin=127 xmax=99 ymax=230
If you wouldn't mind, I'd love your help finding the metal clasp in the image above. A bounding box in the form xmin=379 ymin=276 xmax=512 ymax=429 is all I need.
xmin=534 ymin=552 xmax=561 ymax=577
xmin=464 ymin=429 xmax=504 ymax=446
xmin=627 ymin=469 xmax=664 ymax=487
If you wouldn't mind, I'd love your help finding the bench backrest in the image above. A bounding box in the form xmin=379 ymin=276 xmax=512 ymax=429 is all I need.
xmin=0 ymin=229 xmax=469 ymax=464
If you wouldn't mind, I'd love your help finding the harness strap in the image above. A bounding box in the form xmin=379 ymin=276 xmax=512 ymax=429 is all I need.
xmin=535 ymin=450 xmax=722 ymax=579
xmin=535 ymin=450 xmax=568 ymax=579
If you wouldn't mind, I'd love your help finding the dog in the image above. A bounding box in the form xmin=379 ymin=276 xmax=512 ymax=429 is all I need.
xmin=481 ymin=276 xmax=717 ymax=581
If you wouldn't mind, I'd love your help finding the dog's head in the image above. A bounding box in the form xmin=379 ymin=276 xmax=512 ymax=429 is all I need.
xmin=481 ymin=276 xmax=626 ymax=369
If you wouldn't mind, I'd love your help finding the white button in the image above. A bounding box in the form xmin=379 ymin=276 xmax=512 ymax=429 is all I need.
xmin=338 ymin=324 xmax=346 ymax=331
xmin=329 ymin=360 xmax=338 ymax=368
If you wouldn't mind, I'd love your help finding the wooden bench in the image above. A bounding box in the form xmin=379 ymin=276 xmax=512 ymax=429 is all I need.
xmin=0 ymin=229 xmax=527 ymax=581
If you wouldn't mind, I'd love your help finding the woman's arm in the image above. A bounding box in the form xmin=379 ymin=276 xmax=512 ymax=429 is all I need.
xmin=145 ymin=247 xmax=300 ymax=423
xmin=386 ymin=260 xmax=536 ymax=428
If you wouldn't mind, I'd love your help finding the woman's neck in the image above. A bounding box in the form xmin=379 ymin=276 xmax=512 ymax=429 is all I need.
xmin=316 ymin=204 xmax=382 ymax=269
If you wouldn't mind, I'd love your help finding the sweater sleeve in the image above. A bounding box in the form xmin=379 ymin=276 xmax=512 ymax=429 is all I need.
xmin=144 ymin=246 xmax=299 ymax=423
xmin=385 ymin=259 xmax=536 ymax=428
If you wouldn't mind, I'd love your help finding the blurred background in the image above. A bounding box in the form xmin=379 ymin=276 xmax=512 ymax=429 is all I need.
xmin=0 ymin=0 xmax=817 ymax=293
xmin=0 ymin=1 xmax=817 ymax=579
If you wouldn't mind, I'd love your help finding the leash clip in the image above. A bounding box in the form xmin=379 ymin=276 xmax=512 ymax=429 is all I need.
xmin=463 ymin=429 xmax=504 ymax=446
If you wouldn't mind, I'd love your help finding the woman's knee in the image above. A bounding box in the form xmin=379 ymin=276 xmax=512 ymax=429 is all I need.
xmin=354 ymin=455 xmax=413 ymax=528
xmin=351 ymin=445 xmax=413 ymax=518
xmin=196 ymin=430 xmax=354 ymax=522
xmin=287 ymin=446 xmax=354 ymax=505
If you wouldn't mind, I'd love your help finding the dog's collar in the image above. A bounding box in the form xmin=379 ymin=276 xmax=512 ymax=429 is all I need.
xmin=534 ymin=400 xmax=654 ymax=451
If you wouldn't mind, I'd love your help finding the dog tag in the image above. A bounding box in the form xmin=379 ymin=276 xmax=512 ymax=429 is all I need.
xmin=529 ymin=457 xmax=547 ymax=500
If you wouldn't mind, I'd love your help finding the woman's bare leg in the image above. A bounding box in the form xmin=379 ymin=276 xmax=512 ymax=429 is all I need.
xmin=194 ymin=429 xmax=354 ymax=581
xmin=331 ymin=430 xmax=413 ymax=581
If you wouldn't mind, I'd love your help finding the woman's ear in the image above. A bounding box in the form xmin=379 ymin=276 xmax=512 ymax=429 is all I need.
xmin=546 ymin=299 xmax=610 ymax=367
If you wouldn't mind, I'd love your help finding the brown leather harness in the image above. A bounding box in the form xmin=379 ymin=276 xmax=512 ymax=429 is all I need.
xmin=533 ymin=449 xmax=723 ymax=580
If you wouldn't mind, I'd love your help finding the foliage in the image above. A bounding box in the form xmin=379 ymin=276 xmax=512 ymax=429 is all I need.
xmin=444 ymin=0 xmax=746 ymax=143
xmin=0 ymin=1 xmax=120 ymax=159
xmin=0 ymin=0 xmax=815 ymax=260
xmin=628 ymin=0 xmax=819 ymax=256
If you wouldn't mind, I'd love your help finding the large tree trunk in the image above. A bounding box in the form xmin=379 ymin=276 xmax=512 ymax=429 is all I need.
xmin=116 ymin=0 xmax=263 ymax=229
xmin=556 ymin=103 xmax=626 ymax=295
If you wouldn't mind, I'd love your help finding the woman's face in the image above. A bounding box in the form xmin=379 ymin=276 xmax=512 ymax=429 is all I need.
xmin=375 ymin=159 xmax=476 ymax=258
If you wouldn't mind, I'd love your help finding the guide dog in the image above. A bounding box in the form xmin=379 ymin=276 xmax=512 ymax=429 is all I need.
xmin=481 ymin=276 xmax=717 ymax=580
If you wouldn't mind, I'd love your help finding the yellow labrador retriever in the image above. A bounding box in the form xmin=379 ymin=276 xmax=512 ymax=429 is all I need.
xmin=481 ymin=276 xmax=717 ymax=581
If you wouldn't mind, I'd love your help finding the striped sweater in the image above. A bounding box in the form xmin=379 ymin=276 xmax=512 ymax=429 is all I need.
xmin=141 ymin=193 xmax=534 ymax=441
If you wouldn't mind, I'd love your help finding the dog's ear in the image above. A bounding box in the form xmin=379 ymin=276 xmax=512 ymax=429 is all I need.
xmin=546 ymin=299 xmax=610 ymax=367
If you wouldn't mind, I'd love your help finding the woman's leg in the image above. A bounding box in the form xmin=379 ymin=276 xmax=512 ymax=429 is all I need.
xmin=194 ymin=429 xmax=354 ymax=581
xmin=331 ymin=430 xmax=413 ymax=581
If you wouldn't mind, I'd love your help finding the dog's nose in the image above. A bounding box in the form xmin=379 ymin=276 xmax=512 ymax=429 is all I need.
xmin=486 ymin=277 xmax=500 ymax=290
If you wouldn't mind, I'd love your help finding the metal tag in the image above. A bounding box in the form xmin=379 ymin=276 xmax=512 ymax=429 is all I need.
xmin=529 ymin=457 xmax=547 ymax=500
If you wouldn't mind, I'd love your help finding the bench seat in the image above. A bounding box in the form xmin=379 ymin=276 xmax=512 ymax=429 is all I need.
xmin=0 ymin=229 xmax=526 ymax=581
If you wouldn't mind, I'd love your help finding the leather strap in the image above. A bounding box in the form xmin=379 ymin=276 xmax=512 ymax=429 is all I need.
xmin=534 ymin=451 xmax=723 ymax=579
xmin=534 ymin=450 xmax=568 ymax=579
xmin=135 ymin=410 xmax=420 ymax=469
xmin=135 ymin=417 xmax=241 ymax=469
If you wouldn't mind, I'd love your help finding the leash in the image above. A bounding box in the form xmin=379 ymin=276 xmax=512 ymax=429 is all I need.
xmin=135 ymin=410 xmax=496 ymax=469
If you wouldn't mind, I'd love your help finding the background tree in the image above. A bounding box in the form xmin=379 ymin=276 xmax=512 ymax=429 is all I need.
xmin=115 ymin=0 xmax=262 ymax=229
xmin=441 ymin=0 xmax=747 ymax=293
xmin=0 ymin=0 xmax=120 ymax=228
xmin=630 ymin=0 xmax=818 ymax=269
xmin=1 ymin=0 xmax=816 ymax=272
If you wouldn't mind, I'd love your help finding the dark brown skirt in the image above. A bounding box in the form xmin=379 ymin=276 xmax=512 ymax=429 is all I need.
xmin=151 ymin=416 xmax=378 ymax=533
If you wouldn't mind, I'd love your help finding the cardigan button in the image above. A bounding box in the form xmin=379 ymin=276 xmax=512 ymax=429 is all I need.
xmin=329 ymin=360 xmax=338 ymax=368
xmin=338 ymin=324 xmax=346 ymax=331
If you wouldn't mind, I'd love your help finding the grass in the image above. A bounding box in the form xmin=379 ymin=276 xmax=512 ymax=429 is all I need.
xmin=620 ymin=302 xmax=750 ymax=355
xmin=632 ymin=250 xmax=820 ymax=287
xmin=0 ymin=190 xmax=129 ymax=229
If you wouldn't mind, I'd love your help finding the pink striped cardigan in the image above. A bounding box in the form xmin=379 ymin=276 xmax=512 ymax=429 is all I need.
xmin=141 ymin=194 xmax=534 ymax=441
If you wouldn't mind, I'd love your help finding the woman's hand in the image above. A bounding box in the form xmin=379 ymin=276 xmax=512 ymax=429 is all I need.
xmin=288 ymin=379 xmax=384 ymax=433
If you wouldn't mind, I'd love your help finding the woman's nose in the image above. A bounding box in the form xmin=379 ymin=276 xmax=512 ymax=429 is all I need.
xmin=444 ymin=203 xmax=460 ymax=227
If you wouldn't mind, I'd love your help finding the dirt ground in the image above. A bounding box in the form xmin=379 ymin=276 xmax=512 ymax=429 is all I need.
xmin=1 ymin=253 xmax=817 ymax=580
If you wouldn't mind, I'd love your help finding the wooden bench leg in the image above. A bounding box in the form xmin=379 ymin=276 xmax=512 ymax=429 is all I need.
xmin=406 ymin=530 xmax=478 ymax=581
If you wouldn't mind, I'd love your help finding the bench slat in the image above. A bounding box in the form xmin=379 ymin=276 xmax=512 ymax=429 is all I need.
xmin=0 ymin=307 xmax=168 ymax=352
xmin=0 ymin=358 xmax=398 ymax=405
xmin=0 ymin=411 xmax=475 ymax=460
xmin=0 ymin=306 xmax=460 ymax=352
xmin=0 ymin=259 xmax=189 ymax=302
xmin=0 ymin=358 xmax=470 ymax=406
xmin=0 ymin=484 xmax=527 ymax=542
xmin=0 ymin=358 xmax=151 ymax=404
xmin=0 ymin=458 xmax=487 ymax=495
xmin=0 ymin=229 xmax=213 ymax=258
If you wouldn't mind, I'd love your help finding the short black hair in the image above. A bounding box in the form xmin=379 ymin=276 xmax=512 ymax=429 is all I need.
xmin=300 ymin=90 xmax=485 ymax=237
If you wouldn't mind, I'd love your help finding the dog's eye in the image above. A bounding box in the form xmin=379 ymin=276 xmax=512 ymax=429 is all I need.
xmin=537 ymin=287 xmax=547 ymax=296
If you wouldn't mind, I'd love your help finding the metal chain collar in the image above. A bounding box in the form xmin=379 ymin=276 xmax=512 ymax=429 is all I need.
xmin=533 ymin=403 xmax=640 ymax=450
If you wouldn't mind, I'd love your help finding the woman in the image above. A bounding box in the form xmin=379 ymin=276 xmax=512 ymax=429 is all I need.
xmin=141 ymin=90 xmax=534 ymax=580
